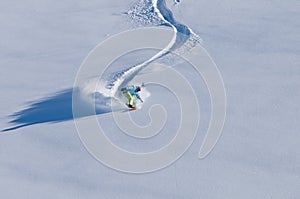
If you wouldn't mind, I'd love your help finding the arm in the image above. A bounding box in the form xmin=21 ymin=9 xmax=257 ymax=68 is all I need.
xmin=134 ymin=93 xmax=143 ymax=103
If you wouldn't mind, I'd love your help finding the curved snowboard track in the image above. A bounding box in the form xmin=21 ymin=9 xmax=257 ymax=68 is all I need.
xmin=105 ymin=0 xmax=201 ymax=98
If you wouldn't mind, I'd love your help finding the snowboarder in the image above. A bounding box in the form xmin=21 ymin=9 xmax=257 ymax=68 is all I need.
xmin=121 ymin=85 xmax=143 ymax=109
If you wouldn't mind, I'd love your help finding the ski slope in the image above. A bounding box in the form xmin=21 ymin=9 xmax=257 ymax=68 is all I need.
xmin=0 ymin=0 xmax=299 ymax=198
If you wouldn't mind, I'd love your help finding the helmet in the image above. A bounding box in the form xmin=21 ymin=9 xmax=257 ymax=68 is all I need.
xmin=136 ymin=86 xmax=142 ymax=92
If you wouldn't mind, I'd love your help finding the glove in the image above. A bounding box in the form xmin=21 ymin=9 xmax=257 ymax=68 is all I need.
xmin=121 ymin=88 xmax=126 ymax=91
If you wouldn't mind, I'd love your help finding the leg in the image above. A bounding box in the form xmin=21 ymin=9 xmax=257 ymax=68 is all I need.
xmin=123 ymin=92 xmax=135 ymax=107
xmin=129 ymin=95 xmax=135 ymax=106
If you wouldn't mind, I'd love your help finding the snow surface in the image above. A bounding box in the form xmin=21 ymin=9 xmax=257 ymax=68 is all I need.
xmin=0 ymin=0 xmax=299 ymax=198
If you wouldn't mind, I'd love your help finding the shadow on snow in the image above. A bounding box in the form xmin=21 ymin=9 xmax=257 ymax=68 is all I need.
xmin=2 ymin=88 xmax=112 ymax=132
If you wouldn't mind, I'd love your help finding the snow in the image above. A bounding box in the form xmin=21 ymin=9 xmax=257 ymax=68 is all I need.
xmin=1 ymin=0 xmax=299 ymax=198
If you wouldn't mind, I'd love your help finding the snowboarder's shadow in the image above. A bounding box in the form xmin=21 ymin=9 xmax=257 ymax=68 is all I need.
xmin=2 ymin=88 xmax=112 ymax=132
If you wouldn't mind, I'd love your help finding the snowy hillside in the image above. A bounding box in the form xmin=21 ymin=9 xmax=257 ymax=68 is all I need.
xmin=0 ymin=0 xmax=299 ymax=198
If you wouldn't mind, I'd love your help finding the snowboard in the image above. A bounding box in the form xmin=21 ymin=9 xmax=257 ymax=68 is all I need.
xmin=125 ymin=103 xmax=137 ymax=110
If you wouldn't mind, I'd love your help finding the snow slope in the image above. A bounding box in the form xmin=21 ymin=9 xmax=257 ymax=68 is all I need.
xmin=2 ymin=0 xmax=202 ymax=131
xmin=0 ymin=0 xmax=299 ymax=198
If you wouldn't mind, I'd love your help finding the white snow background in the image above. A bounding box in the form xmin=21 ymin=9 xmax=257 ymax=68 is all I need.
xmin=0 ymin=0 xmax=299 ymax=198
